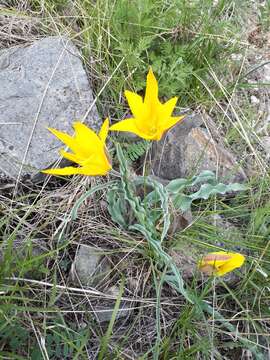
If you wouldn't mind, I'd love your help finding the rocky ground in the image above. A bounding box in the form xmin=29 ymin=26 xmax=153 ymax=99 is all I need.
xmin=0 ymin=1 xmax=270 ymax=359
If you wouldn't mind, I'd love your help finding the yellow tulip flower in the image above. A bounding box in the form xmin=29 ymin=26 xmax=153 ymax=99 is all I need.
xmin=198 ymin=251 xmax=245 ymax=276
xmin=109 ymin=68 xmax=184 ymax=140
xmin=42 ymin=119 xmax=112 ymax=176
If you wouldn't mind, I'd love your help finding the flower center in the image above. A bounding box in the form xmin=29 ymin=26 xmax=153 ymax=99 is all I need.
xmin=148 ymin=125 xmax=157 ymax=135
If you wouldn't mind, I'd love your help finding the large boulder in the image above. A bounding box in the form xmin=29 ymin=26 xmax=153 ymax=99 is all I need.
xmin=151 ymin=114 xmax=246 ymax=183
xmin=0 ymin=36 xmax=100 ymax=178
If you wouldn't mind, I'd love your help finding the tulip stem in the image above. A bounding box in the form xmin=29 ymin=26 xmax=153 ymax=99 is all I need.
xmin=142 ymin=141 xmax=152 ymax=177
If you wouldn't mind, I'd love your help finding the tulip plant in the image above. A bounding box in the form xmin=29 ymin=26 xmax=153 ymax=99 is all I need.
xmin=43 ymin=68 xmax=246 ymax=298
xmin=41 ymin=68 xmax=260 ymax=355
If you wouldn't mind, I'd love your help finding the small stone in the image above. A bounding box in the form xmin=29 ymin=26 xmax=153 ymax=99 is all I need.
xmin=70 ymin=245 xmax=111 ymax=287
xmin=94 ymin=284 xmax=133 ymax=323
xmin=170 ymin=249 xmax=197 ymax=281
xmin=94 ymin=303 xmax=133 ymax=323
xmin=93 ymin=287 xmax=133 ymax=323
xmin=0 ymin=236 xmax=47 ymax=264
xmin=261 ymin=136 xmax=270 ymax=157
xmin=231 ymin=53 xmax=243 ymax=61
xmin=250 ymin=95 xmax=260 ymax=104
xmin=0 ymin=36 xmax=100 ymax=178
xmin=207 ymin=214 xmax=245 ymax=251
xmin=127 ymin=277 xmax=140 ymax=290
xmin=210 ymin=213 xmax=238 ymax=229
xmin=107 ymin=285 xmax=121 ymax=297
xmin=151 ymin=114 xmax=246 ymax=183
xmin=78 ymin=321 xmax=88 ymax=330
xmin=241 ymin=349 xmax=253 ymax=360
xmin=263 ymin=63 xmax=270 ymax=82
xmin=168 ymin=210 xmax=192 ymax=235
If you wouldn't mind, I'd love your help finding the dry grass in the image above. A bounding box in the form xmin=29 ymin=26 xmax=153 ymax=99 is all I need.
xmin=1 ymin=0 xmax=270 ymax=359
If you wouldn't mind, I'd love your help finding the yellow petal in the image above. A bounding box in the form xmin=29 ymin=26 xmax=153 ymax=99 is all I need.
xmin=144 ymin=68 xmax=158 ymax=105
xmin=59 ymin=149 xmax=81 ymax=164
xmin=109 ymin=118 xmax=139 ymax=134
xmin=110 ymin=118 xmax=158 ymax=140
xmin=42 ymin=161 xmax=111 ymax=176
xmin=42 ymin=166 xmax=82 ymax=176
xmin=125 ymin=90 xmax=144 ymax=118
xmin=73 ymin=122 xmax=102 ymax=156
xmin=216 ymin=253 xmax=245 ymax=276
xmin=159 ymin=97 xmax=178 ymax=120
xmin=78 ymin=163 xmax=111 ymax=176
xmin=47 ymin=127 xmax=81 ymax=154
xmin=98 ymin=118 xmax=109 ymax=144
xmin=198 ymin=264 xmax=216 ymax=276
xmin=198 ymin=251 xmax=245 ymax=277
xmin=201 ymin=252 xmax=232 ymax=266
xmin=162 ymin=115 xmax=185 ymax=132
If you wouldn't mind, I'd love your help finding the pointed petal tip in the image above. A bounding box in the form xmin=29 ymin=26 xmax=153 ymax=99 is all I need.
xmin=41 ymin=168 xmax=64 ymax=175
xmin=103 ymin=117 xmax=109 ymax=127
xmin=41 ymin=166 xmax=81 ymax=176
xmin=148 ymin=66 xmax=154 ymax=75
xmin=124 ymin=89 xmax=142 ymax=99
xmin=41 ymin=168 xmax=55 ymax=175
xmin=99 ymin=118 xmax=110 ymax=144
xmin=145 ymin=66 xmax=159 ymax=104
xmin=72 ymin=121 xmax=83 ymax=129
xmin=124 ymin=89 xmax=133 ymax=97
xmin=47 ymin=126 xmax=57 ymax=133
xmin=73 ymin=121 xmax=94 ymax=133
xmin=147 ymin=66 xmax=156 ymax=79
xmin=109 ymin=118 xmax=136 ymax=132
xmin=47 ymin=126 xmax=69 ymax=137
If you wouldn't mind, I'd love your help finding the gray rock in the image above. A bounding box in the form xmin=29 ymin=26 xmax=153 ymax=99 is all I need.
xmin=151 ymin=114 xmax=246 ymax=183
xmin=261 ymin=136 xmax=270 ymax=158
xmin=0 ymin=236 xmax=48 ymax=264
xmin=207 ymin=214 xmax=246 ymax=253
xmin=170 ymin=248 xmax=198 ymax=281
xmin=168 ymin=209 xmax=192 ymax=236
xmin=263 ymin=63 xmax=270 ymax=82
xmin=70 ymin=245 xmax=111 ymax=287
xmin=94 ymin=303 xmax=133 ymax=323
xmin=0 ymin=36 xmax=100 ymax=178
xmin=250 ymin=95 xmax=260 ymax=105
xmin=93 ymin=285 xmax=133 ymax=323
